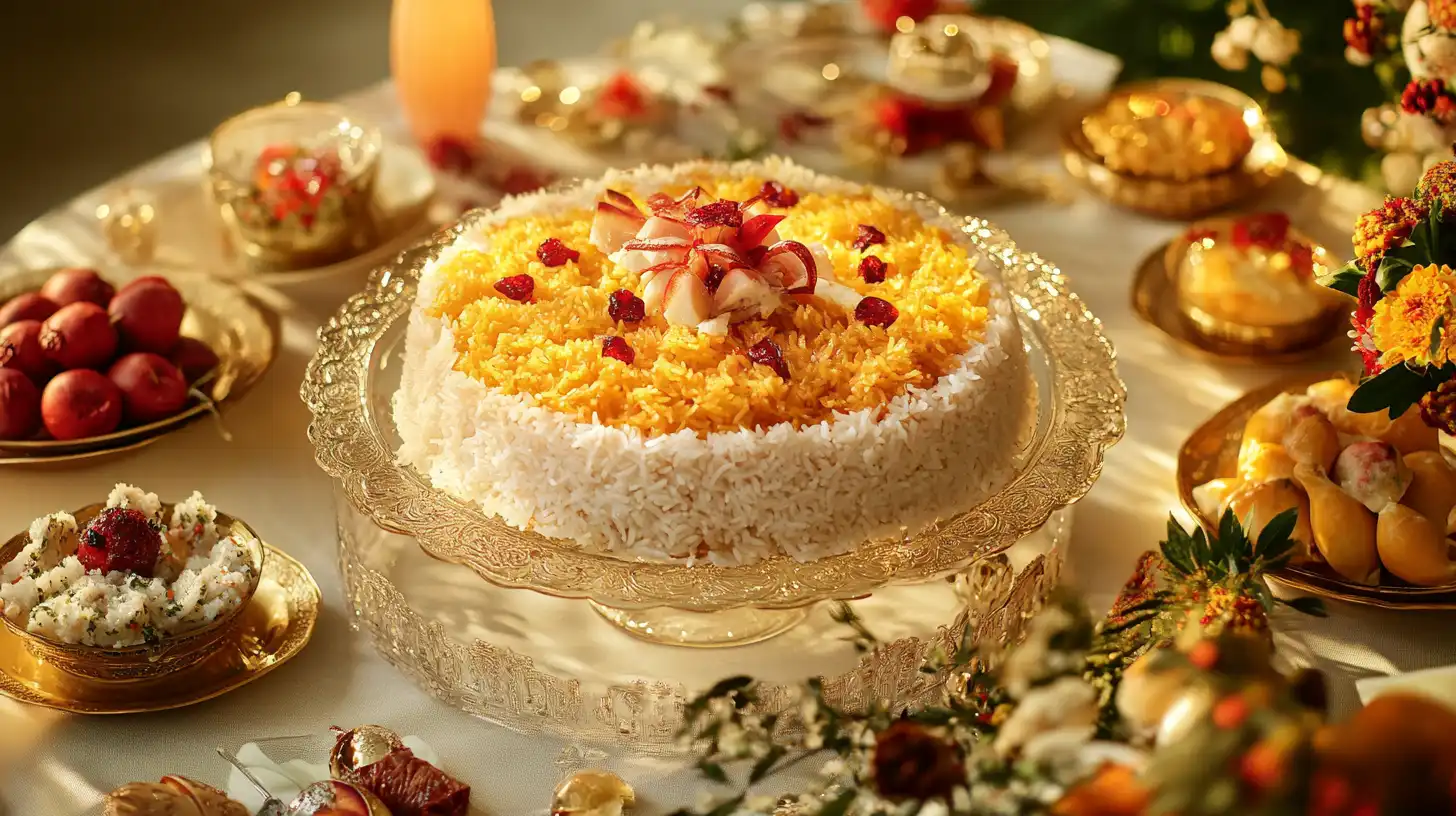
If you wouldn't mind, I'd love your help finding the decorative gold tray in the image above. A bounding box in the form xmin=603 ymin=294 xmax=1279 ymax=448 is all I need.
xmin=301 ymin=182 xmax=1124 ymax=613
xmin=0 ymin=544 xmax=319 ymax=713
xmin=0 ymin=268 xmax=277 ymax=464
xmin=1061 ymin=79 xmax=1287 ymax=220
xmin=1131 ymin=242 xmax=1345 ymax=364
xmin=1177 ymin=373 xmax=1456 ymax=610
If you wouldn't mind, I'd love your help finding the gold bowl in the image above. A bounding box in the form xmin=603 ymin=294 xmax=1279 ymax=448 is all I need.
xmin=0 ymin=502 xmax=266 ymax=681
xmin=1061 ymin=79 xmax=1287 ymax=220
xmin=1176 ymin=373 xmax=1456 ymax=610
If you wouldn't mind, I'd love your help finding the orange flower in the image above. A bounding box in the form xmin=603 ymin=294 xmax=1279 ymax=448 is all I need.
xmin=1352 ymin=197 xmax=1427 ymax=273
xmin=1416 ymin=159 xmax=1456 ymax=210
xmin=1052 ymin=764 xmax=1149 ymax=816
xmin=1370 ymin=263 xmax=1456 ymax=367
xmin=1432 ymin=0 xmax=1456 ymax=30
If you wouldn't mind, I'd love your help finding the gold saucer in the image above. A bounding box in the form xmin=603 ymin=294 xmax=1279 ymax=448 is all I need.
xmin=1131 ymin=242 xmax=1343 ymax=364
xmin=1176 ymin=373 xmax=1456 ymax=611
xmin=0 ymin=544 xmax=319 ymax=713
xmin=0 ymin=268 xmax=277 ymax=463
xmin=1061 ymin=79 xmax=1286 ymax=220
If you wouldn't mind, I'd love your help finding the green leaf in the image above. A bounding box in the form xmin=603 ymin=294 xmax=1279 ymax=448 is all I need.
xmin=1253 ymin=508 xmax=1298 ymax=564
xmin=1318 ymin=259 xmax=1365 ymax=297
xmin=748 ymin=746 xmax=786 ymax=784
xmin=1279 ymin=596 xmax=1330 ymax=618
xmin=1349 ymin=362 xmax=1439 ymax=418
xmin=817 ymin=790 xmax=859 ymax=816
xmin=698 ymin=760 xmax=729 ymax=785
xmin=1377 ymin=244 xmax=1424 ymax=293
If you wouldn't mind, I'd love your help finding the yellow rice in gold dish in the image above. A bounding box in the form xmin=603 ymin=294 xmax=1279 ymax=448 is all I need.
xmin=394 ymin=158 xmax=1034 ymax=565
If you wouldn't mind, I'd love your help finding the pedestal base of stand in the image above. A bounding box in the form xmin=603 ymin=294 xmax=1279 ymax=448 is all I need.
xmin=590 ymin=603 xmax=811 ymax=647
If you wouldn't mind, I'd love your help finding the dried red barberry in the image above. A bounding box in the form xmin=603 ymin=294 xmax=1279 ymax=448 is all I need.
xmin=859 ymin=256 xmax=889 ymax=284
xmin=607 ymin=289 xmax=646 ymax=323
xmin=494 ymin=274 xmax=535 ymax=302
xmin=78 ymin=507 xmax=162 ymax=577
xmin=687 ymin=200 xmax=743 ymax=229
xmin=747 ymin=338 xmax=790 ymax=380
xmin=596 ymin=71 xmax=650 ymax=120
xmin=537 ymin=238 xmax=580 ymax=267
xmin=758 ymin=180 xmax=799 ymax=208
xmin=426 ymin=137 xmax=476 ymax=175
xmin=601 ymin=335 xmax=635 ymax=364
xmin=853 ymin=224 xmax=887 ymax=251
xmin=855 ymin=296 xmax=899 ymax=328
xmin=704 ymin=266 xmax=727 ymax=294
xmin=1231 ymin=212 xmax=1290 ymax=251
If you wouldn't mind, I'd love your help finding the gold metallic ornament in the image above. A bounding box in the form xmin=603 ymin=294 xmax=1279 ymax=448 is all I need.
xmin=104 ymin=777 xmax=249 ymax=816
xmin=551 ymin=770 xmax=636 ymax=816
xmin=289 ymin=780 xmax=391 ymax=816
xmin=97 ymin=187 xmax=159 ymax=265
xmin=887 ymin=15 xmax=991 ymax=103
xmin=330 ymin=724 xmax=405 ymax=776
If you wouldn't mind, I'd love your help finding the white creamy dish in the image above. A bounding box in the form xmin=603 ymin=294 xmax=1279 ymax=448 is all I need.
xmin=0 ymin=484 xmax=255 ymax=648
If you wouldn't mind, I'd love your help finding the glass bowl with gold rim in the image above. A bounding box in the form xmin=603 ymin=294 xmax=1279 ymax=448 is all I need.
xmin=0 ymin=502 xmax=265 ymax=681
xmin=1062 ymin=79 xmax=1286 ymax=220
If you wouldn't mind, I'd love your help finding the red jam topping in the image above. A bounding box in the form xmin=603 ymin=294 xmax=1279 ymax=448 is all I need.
xmin=687 ymin=200 xmax=744 ymax=229
xmin=78 ymin=508 xmax=161 ymax=577
xmin=859 ymin=256 xmax=888 ymax=284
xmin=853 ymin=224 xmax=887 ymax=251
xmin=536 ymin=238 xmax=580 ymax=267
xmin=601 ymin=336 xmax=635 ymax=364
xmin=607 ymin=290 xmax=646 ymax=323
xmin=758 ymin=181 xmax=799 ymax=208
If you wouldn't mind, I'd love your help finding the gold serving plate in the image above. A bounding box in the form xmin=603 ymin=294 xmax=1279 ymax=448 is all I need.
xmin=1062 ymin=79 xmax=1287 ymax=220
xmin=0 ymin=503 xmax=262 ymax=681
xmin=0 ymin=542 xmax=318 ymax=714
xmin=1131 ymin=236 xmax=1346 ymax=364
xmin=1176 ymin=373 xmax=1456 ymax=610
xmin=0 ymin=268 xmax=276 ymax=464
xmin=301 ymin=166 xmax=1126 ymax=614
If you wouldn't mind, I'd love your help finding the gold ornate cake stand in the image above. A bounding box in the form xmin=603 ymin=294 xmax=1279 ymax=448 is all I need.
xmin=301 ymin=192 xmax=1123 ymax=649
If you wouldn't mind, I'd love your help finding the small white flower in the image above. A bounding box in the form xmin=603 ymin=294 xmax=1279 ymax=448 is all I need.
xmin=1212 ymin=31 xmax=1250 ymax=71
xmin=1226 ymin=15 xmax=1262 ymax=48
xmin=1251 ymin=19 xmax=1301 ymax=66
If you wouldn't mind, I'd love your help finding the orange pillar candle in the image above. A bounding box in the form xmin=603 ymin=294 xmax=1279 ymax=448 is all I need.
xmin=390 ymin=0 xmax=497 ymax=151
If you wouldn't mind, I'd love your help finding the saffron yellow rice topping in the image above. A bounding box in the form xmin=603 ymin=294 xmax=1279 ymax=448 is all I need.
xmin=429 ymin=177 xmax=992 ymax=437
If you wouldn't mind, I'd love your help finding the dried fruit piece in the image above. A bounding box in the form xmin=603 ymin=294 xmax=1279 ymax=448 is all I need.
xmin=757 ymin=180 xmax=799 ymax=208
xmin=596 ymin=71 xmax=651 ymax=120
xmin=590 ymin=201 xmax=647 ymax=254
xmin=601 ymin=336 xmax=635 ymax=364
xmin=853 ymin=224 xmax=886 ymax=251
xmin=1232 ymin=213 xmax=1290 ymax=251
xmin=493 ymin=274 xmax=535 ymax=302
xmin=79 ymin=507 xmax=162 ymax=576
xmin=737 ymin=213 xmax=785 ymax=249
xmin=860 ymin=256 xmax=889 ymax=284
xmin=855 ymin=296 xmax=899 ymax=327
xmin=536 ymin=238 xmax=580 ymax=267
xmin=687 ymin=200 xmax=743 ymax=229
xmin=607 ymin=290 xmax=646 ymax=323
xmin=747 ymin=338 xmax=790 ymax=380
xmin=760 ymin=241 xmax=818 ymax=294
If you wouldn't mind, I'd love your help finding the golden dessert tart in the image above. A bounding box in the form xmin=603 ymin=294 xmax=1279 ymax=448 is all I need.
xmin=1171 ymin=212 xmax=1342 ymax=349
xmin=394 ymin=158 xmax=1035 ymax=565
xmin=1081 ymin=88 xmax=1254 ymax=181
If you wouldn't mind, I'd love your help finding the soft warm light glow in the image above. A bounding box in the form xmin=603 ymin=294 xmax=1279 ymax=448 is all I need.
xmin=943 ymin=23 xmax=959 ymax=36
xmin=559 ymin=86 xmax=582 ymax=105
xmin=521 ymin=86 xmax=542 ymax=103
xmin=895 ymin=15 xmax=915 ymax=33
xmin=821 ymin=62 xmax=841 ymax=81
xmin=283 ymin=91 xmax=302 ymax=107
xmin=1242 ymin=107 xmax=1263 ymax=128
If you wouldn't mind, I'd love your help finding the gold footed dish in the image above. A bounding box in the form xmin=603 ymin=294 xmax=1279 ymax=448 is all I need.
xmin=1062 ymin=79 xmax=1286 ymax=220
xmin=0 ymin=268 xmax=277 ymax=464
xmin=1177 ymin=373 xmax=1456 ymax=610
xmin=0 ymin=543 xmax=319 ymax=713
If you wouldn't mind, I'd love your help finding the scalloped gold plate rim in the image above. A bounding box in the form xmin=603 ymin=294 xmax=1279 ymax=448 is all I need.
xmin=0 ymin=268 xmax=277 ymax=461
xmin=1176 ymin=372 xmax=1456 ymax=610
xmin=301 ymin=160 xmax=1126 ymax=611
xmin=0 ymin=544 xmax=319 ymax=714
xmin=1130 ymin=242 xmax=1345 ymax=365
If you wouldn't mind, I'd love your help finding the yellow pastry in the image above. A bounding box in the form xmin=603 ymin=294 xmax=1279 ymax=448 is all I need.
xmin=1293 ymin=463 xmax=1380 ymax=584
xmin=1376 ymin=502 xmax=1456 ymax=587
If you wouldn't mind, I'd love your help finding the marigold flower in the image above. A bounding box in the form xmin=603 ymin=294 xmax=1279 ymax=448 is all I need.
xmin=1352 ymin=196 xmax=1427 ymax=273
xmin=1432 ymin=0 xmax=1456 ymax=29
xmin=1370 ymin=263 xmax=1456 ymax=367
xmin=1416 ymin=159 xmax=1456 ymax=211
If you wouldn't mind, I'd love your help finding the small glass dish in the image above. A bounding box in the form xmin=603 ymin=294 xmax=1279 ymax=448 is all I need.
xmin=0 ymin=502 xmax=264 ymax=682
xmin=205 ymin=99 xmax=383 ymax=271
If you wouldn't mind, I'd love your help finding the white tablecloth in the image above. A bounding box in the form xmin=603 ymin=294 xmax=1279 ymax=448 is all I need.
xmin=3 ymin=35 xmax=1456 ymax=816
